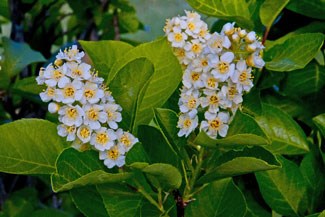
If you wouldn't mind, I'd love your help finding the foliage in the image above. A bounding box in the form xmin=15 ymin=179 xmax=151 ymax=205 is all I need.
xmin=0 ymin=0 xmax=325 ymax=217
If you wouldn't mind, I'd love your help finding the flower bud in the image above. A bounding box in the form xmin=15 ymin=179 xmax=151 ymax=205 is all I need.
xmin=48 ymin=102 xmax=60 ymax=113
xmin=245 ymin=31 xmax=256 ymax=43
xmin=246 ymin=43 xmax=256 ymax=52
xmin=239 ymin=29 xmax=247 ymax=38
xmin=54 ymin=59 xmax=64 ymax=67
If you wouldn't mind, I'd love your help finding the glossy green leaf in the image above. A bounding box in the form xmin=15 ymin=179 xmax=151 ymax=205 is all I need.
xmin=97 ymin=183 xmax=162 ymax=217
xmin=185 ymin=0 xmax=255 ymax=29
xmin=51 ymin=148 xmax=133 ymax=192
xmin=138 ymin=125 xmax=179 ymax=168
xmin=109 ymin=58 xmax=154 ymax=133
xmin=256 ymin=156 xmax=307 ymax=216
xmin=260 ymin=0 xmax=290 ymax=28
xmin=243 ymin=191 xmax=271 ymax=217
xmin=1 ymin=38 xmax=46 ymax=88
xmin=281 ymin=62 xmax=325 ymax=97
xmin=265 ymin=33 xmax=325 ymax=71
xmin=286 ymin=0 xmax=325 ymax=20
xmin=79 ymin=40 xmax=133 ymax=78
xmin=256 ymin=103 xmax=309 ymax=155
xmin=313 ymin=113 xmax=325 ymax=137
xmin=107 ymin=37 xmax=182 ymax=131
xmin=186 ymin=178 xmax=246 ymax=217
xmin=0 ymin=119 xmax=67 ymax=174
xmin=130 ymin=163 xmax=182 ymax=190
xmin=30 ymin=209 xmax=71 ymax=217
xmin=300 ymin=152 xmax=325 ymax=213
xmin=242 ymin=89 xmax=263 ymax=116
xmin=71 ymin=186 xmax=108 ymax=217
xmin=125 ymin=142 xmax=150 ymax=164
xmin=195 ymin=110 xmax=269 ymax=148
xmin=198 ymin=146 xmax=281 ymax=184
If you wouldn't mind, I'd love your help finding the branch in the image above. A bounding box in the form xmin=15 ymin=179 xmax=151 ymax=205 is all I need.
xmin=113 ymin=9 xmax=120 ymax=40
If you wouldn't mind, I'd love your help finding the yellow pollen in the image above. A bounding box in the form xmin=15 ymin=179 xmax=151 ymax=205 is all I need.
xmin=121 ymin=134 xmax=131 ymax=146
xmin=64 ymin=87 xmax=75 ymax=97
xmin=84 ymin=89 xmax=95 ymax=98
xmin=209 ymin=95 xmax=219 ymax=105
xmin=188 ymin=22 xmax=195 ymax=31
xmin=201 ymin=59 xmax=208 ymax=67
xmin=73 ymin=69 xmax=82 ymax=76
xmin=66 ymin=108 xmax=77 ymax=119
xmin=108 ymin=149 xmax=119 ymax=160
xmin=67 ymin=126 xmax=75 ymax=133
xmin=54 ymin=70 xmax=63 ymax=79
xmin=87 ymin=108 xmax=98 ymax=120
xmin=188 ymin=98 xmax=197 ymax=109
xmin=213 ymin=41 xmax=222 ymax=49
xmin=228 ymin=87 xmax=237 ymax=98
xmin=174 ymin=33 xmax=183 ymax=42
xmin=239 ymin=71 xmax=248 ymax=82
xmin=207 ymin=77 xmax=217 ymax=88
xmin=218 ymin=62 xmax=229 ymax=74
xmin=191 ymin=44 xmax=201 ymax=53
xmin=96 ymin=133 xmax=109 ymax=145
xmin=191 ymin=72 xmax=200 ymax=81
xmin=80 ymin=127 xmax=90 ymax=138
xmin=199 ymin=29 xmax=207 ymax=37
xmin=107 ymin=110 xmax=116 ymax=119
xmin=47 ymin=87 xmax=55 ymax=96
xmin=210 ymin=118 xmax=221 ymax=129
xmin=183 ymin=119 xmax=192 ymax=128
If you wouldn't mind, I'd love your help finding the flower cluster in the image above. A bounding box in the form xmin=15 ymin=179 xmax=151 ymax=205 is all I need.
xmin=164 ymin=11 xmax=265 ymax=139
xmin=36 ymin=45 xmax=138 ymax=168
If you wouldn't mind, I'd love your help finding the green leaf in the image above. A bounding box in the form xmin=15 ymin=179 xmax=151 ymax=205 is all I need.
xmin=109 ymin=58 xmax=154 ymax=133
xmin=281 ymin=62 xmax=325 ymax=97
xmin=260 ymin=0 xmax=290 ymax=28
xmin=243 ymin=191 xmax=271 ymax=217
xmin=255 ymin=156 xmax=307 ymax=217
xmin=265 ymin=33 xmax=325 ymax=71
xmin=256 ymin=103 xmax=309 ymax=155
xmin=119 ymin=11 xmax=140 ymax=33
xmin=185 ymin=0 xmax=255 ymax=29
xmin=107 ymin=37 xmax=182 ymax=131
xmin=130 ymin=163 xmax=182 ymax=190
xmin=70 ymin=186 xmax=109 ymax=217
xmin=12 ymin=77 xmax=43 ymax=96
xmin=194 ymin=110 xmax=269 ymax=148
xmin=30 ymin=209 xmax=71 ymax=217
xmin=0 ymin=119 xmax=67 ymax=174
xmin=97 ymin=183 xmax=162 ymax=217
xmin=313 ymin=113 xmax=325 ymax=137
xmin=242 ymin=89 xmax=263 ymax=116
xmin=0 ymin=0 xmax=9 ymax=19
xmin=186 ymin=178 xmax=246 ymax=217
xmin=286 ymin=0 xmax=325 ymax=20
xmin=1 ymin=38 xmax=45 ymax=87
xmin=79 ymin=40 xmax=133 ymax=78
xmin=198 ymin=146 xmax=281 ymax=184
xmin=51 ymin=148 xmax=133 ymax=192
xmin=300 ymin=152 xmax=325 ymax=213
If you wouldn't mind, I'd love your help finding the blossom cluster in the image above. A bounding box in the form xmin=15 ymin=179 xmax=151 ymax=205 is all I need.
xmin=36 ymin=45 xmax=138 ymax=168
xmin=164 ymin=11 xmax=265 ymax=139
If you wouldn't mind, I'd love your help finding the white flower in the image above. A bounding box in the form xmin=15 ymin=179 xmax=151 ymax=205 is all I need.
xmin=66 ymin=62 xmax=92 ymax=80
xmin=182 ymin=17 xmax=204 ymax=37
xmin=179 ymin=89 xmax=200 ymax=118
xmin=200 ymin=111 xmax=229 ymax=138
xmin=90 ymin=127 xmax=117 ymax=151
xmin=177 ymin=113 xmax=198 ymax=137
xmin=99 ymin=145 xmax=126 ymax=168
xmin=173 ymin=48 xmax=192 ymax=65
xmin=44 ymin=64 xmax=70 ymax=88
xmin=57 ymin=124 xmax=76 ymax=141
xmin=58 ymin=105 xmax=84 ymax=127
xmin=245 ymin=31 xmax=256 ymax=43
xmin=192 ymin=54 xmax=211 ymax=73
xmin=48 ymin=102 xmax=60 ymax=113
xmin=247 ymin=52 xmax=265 ymax=68
xmin=167 ymin=26 xmax=188 ymax=48
xmin=79 ymin=81 xmax=105 ymax=104
xmin=200 ymin=90 xmax=222 ymax=113
xmin=36 ymin=67 xmax=45 ymax=85
xmin=202 ymin=73 xmax=219 ymax=90
xmin=77 ymin=125 xmax=92 ymax=143
xmin=116 ymin=129 xmax=139 ymax=152
xmin=210 ymin=52 xmax=235 ymax=82
xmin=56 ymin=45 xmax=85 ymax=63
xmin=40 ymin=86 xmax=58 ymax=102
xmin=83 ymin=104 xmax=107 ymax=130
xmin=56 ymin=79 xmax=83 ymax=104
xmin=220 ymin=83 xmax=243 ymax=108
xmin=182 ymin=66 xmax=204 ymax=89
xmin=103 ymin=103 xmax=122 ymax=129
xmin=206 ymin=33 xmax=231 ymax=54
xmin=101 ymin=90 xmax=115 ymax=104
xmin=221 ymin=22 xmax=235 ymax=36
xmin=184 ymin=39 xmax=204 ymax=59
xmin=231 ymin=60 xmax=253 ymax=92
xmin=71 ymin=139 xmax=91 ymax=152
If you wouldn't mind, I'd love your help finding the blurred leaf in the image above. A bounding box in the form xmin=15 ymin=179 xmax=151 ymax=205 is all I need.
xmin=1 ymin=38 xmax=45 ymax=88
xmin=107 ymin=37 xmax=182 ymax=131
xmin=137 ymin=125 xmax=179 ymax=168
xmin=0 ymin=0 xmax=9 ymax=19
xmin=51 ymin=148 xmax=133 ymax=192
xmin=97 ymin=183 xmax=162 ymax=217
xmin=119 ymin=11 xmax=140 ymax=33
xmin=198 ymin=146 xmax=281 ymax=184
xmin=125 ymin=142 xmax=150 ymax=164
xmin=186 ymin=178 xmax=246 ymax=217
xmin=244 ymin=191 xmax=272 ymax=217
xmin=260 ymin=0 xmax=290 ymax=29
xmin=185 ymin=0 xmax=255 ymax=29
xmin=195 ymin=110 xmax=269 ymax=149
xmin=257 ymin=71 xmax=285 ymax=90
xmin=315 ymin=50 xmax=325 ymax=66
xmin=79 ymin=40 xmax=133 ymax=78
xmin=256 ymin=103 xmax=309 ymax=155
xmin=281 ymin=62 xmax=325 ymax=97
xmin=0 ymin=119 xmax=67 ymax=174
xmin=313 ymin=113 xmax=325 ymax=137
xmin=242 ymin=89 xmax=263 ymax=116
xmin=256 ymin=156 xmax=307 ymax=217
xmin=130 ymin=163 xmax=182 ymax=190
xmin=70 ymin=186 xmax=109 ymax=217
xmin=286 ymin=0 xmax=325 ymax=20
xmin=265 ymin=33 xmax=325 ymax=71
xmin=300 ymin=152 xmax=325 ymax=213
xmin=12 ymin=77 xmax=43 ymax=96
xmin=30 ymin=209 xmax=71 ymax=217
xmin=110 ymin=58 xmax=154 ymax=133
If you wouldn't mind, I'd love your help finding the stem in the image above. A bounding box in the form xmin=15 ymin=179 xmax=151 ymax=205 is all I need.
xmin=113 ymin=9 xmax=120 ymax=40
xmin=262 ymin=27 xmax=270 ymax=45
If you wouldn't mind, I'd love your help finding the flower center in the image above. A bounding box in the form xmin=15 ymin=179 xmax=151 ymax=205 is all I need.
xmin=209 ymin=95 xmax=219 ymax=105
xmin=191 ymin=72 xmax=200 ymax=81
xmin=67 ymin=126 xmax=75 ymax=133
xmin=199 ymin=29 xmax=207 ymax=37
xmin=64 ymin=87 xmax=75 ymax=97
xmin=66 ymin=108 xmax=77 ymax=119
xmin=47 ymin=87 xmax=55 ymax=96
xmin=188 ymin=22 xmax=195 ymax=31
xmin=108 ymin=149 xmax=119 ymax=160
xmin=121 ymin=134 xmax=131 ymax=146
xmin=96 ymin=133 xmax=109 ymax=145
xmin=207 ymin=77 xmax=217 ymax=88
xmin=188 ymin=98 xmax=197 ymax=109
xmin=209 ymin=118 xmax=221 ymax=130
xmin=73 ymin=69 xmax=82 ymax=77
xmin=87 ymin=108 xmax=99 ymax=120
xmin=84 ymin=89 xmax=95 ymax=99
xmin=201 ymin=59 xmax=208 ymax=67
xmin=218 ymin=62 xmax=229 ymax=74
xmin=228 ymin=86 xmax=237 ymax=98
xmin=183 ymin=119 xmax=192 ymax=128
xmin=191 ymin=43 xmax=202 ymax=54
xmin=54 ymin=70 xmax=63 ymax=79
xmin=239 ymin=71 xmax=248 ymax=82
xmin=80 ymin=127 xmax=90 ymax=138
xmin=174 ymin=33 xmax=183 ymax=42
